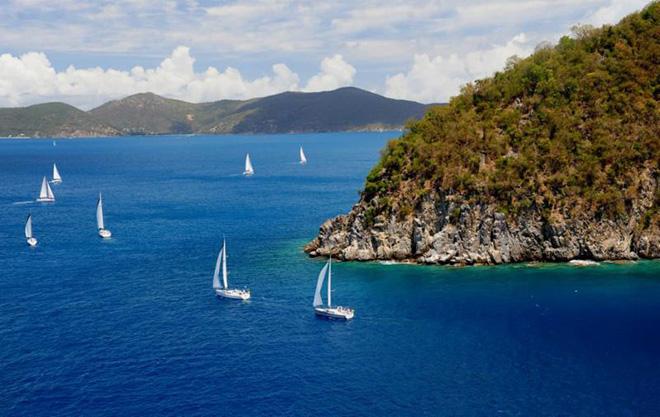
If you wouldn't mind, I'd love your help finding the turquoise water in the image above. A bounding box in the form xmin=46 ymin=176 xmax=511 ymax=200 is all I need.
xmin=1 ymin=133 xmax=659 ymax=416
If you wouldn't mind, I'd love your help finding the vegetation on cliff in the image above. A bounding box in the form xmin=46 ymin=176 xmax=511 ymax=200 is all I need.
xmin=363 ymin=3 xmax=659 ymax=228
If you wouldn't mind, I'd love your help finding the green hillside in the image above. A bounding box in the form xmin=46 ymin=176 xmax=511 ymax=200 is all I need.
xmin=231 ymin=87 xmax=430 ymax=133
xmin=88 ymin=87 xmax=430 ymax=135
xmin=89 ymin=93 xmax=199 ymax=134
xmin=363 ymin=2 xmax=659 ymax=224
xmin=0 ymin=103 xmax=118 ymax=137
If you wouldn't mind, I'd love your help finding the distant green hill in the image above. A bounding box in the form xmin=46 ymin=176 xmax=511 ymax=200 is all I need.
xmin=229 ymin=88 xmax=431 ymax=133
xmin=90 ymin=87 xmax=431 ymax=135
xmin=306 ymin=2 xmax=659 ymax=264
xmin=0 ymin=87 xmax=432 ymax=137
xmin=0 ymin=103 xmax=118 ymax=137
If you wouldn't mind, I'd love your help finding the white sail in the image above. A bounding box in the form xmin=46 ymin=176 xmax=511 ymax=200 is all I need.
xmin=25 ymin=214 xmax=33 ymax=238
xmin=313 ymin=262 xmax=329 ymax=307
xmin=212 ymin=246 xmax=222 ymax=289
xmin=244 ymin=153 xmax=254 ymax=175
xmin=39 ymin=177 xmax=48 ymax=199
xmin=222 ymin=239 xmax=228 ymax=289
xmin=52 ymin=164 xmax=62 ymax=182
xmin=327 ymin=257 xmax=332 ymax=307
xmin=96 ymin=193 xmax=105 ymax=230
xmin=37 ymin=176 xmax=54 ymax=200
xmin=46 ymin=181 xmax=55 ymax=199
xmin=299 ymin=146 xmax=307 ymax=164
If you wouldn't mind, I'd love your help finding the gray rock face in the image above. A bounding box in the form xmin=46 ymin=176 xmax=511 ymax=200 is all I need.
xmin=305 ymin=171 xmax=659 ymax=264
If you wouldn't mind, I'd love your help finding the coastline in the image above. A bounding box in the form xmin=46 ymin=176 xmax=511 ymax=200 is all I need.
xmin=0 ymin=127 xmax=404 ymax=140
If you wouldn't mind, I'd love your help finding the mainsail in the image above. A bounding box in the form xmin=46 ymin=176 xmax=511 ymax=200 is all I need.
xmin=244 ymin=154 xmax=254 ymax=175
xmin=313 ymin=261 xmax=329 ymax=307
xmin=25 ymin=214 xmax=33 ymax=239
xmin=299 ymin=146 xmax=307 ymax=164
xmin=96 ymin=193 xmax=105 ymax=230
xmin=213 ymin=246 xmax=222 ymax=289
xmin=52 ymin=164 xmax=62 ymax=182
xmin=222 ymin=240 xmax=228 ymax=289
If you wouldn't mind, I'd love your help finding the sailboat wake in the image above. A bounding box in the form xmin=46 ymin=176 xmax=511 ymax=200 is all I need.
xmin=12 ymin=200 xmax=34 ymax=205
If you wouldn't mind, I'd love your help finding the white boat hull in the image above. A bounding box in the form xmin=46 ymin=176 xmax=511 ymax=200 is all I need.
xmin=36 ymin=198 xmax=55 ymax=203
xmin=26 ymin=237 xmax=38 ymax=247
xmin=98 ymin=228 xmax=112 ymax=238
xmin=314 ymin=306 xmax=354 ymax=320
xmin=215 ymin=288 xmax=251 ymax=300
xmin=50 ymin=179 xmax=62 ymax=184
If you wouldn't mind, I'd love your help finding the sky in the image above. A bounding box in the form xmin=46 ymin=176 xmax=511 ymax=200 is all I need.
xmin=0 ymin=0 xmax=650 ymax=109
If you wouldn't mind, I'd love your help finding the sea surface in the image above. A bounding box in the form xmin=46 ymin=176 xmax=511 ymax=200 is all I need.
xmin=1 ymin=133 xmax=659 ymax=417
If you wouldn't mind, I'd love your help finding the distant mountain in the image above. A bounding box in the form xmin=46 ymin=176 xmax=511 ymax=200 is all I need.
xmin=226 ymin=88 xmax=431 ymax=134
xmin=0 ymin=103 xmax=118 ymax=137
xmin=0 ymin=87 xmax=434 ymax=137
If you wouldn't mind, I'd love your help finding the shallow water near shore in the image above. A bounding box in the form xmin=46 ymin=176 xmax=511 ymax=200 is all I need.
xmin=1 ymin=133 xmax=659 ymax=416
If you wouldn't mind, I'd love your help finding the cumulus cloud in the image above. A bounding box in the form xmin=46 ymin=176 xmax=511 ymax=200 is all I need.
xmin=385 ymin=33 xmax=531 ymax=103
xmin=304 ymin=54 xmax=356 ymax=92
xmin=582 ymin=0 xmax=649 ymax=27
xmin=0 ymin=47 xmax=348 ymax=109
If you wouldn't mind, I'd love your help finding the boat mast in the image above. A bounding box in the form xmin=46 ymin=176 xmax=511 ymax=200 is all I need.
xmin=222 ymin=239 xmax=228 ymax=289
xmin=327 ymin=256 xmax=332 ymax=307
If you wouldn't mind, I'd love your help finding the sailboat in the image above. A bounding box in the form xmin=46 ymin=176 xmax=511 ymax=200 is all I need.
xmin=313 ymin=257 xmax=354 ymax=320
xmin=243 ymin=153 xmax=254 ymax=176
xmin=213 ymin=240 xmax=250 ymax=300
xmin=299 ymin=146 xmax=307 ymax=165
xmin=51 ymin=163 xmax=62 ymax=184
xmin=36 ymin=176 xmax=55 ymax=202
xmin=25 ymin=214 xmax=37 ymax=247
xmin=96 ymin=193 xmax=112 ymax=238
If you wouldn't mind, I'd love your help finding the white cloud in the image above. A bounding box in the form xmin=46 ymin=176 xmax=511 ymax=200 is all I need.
xmin=304 ymin=54 xmax=356 ymax=92
xmin=0 ymin=47 xmax=345 ymax=109
xmin=582 ymin=0 xmax=649 ymax=27
xmin=385 ymin=33 xmax=531 ymax=103
xmin=0 ymin=1 xmax=651 ymax=108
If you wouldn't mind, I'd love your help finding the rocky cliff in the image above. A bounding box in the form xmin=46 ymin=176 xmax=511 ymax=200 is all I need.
xmin=305 ymin=168 xmax=659 ymax=264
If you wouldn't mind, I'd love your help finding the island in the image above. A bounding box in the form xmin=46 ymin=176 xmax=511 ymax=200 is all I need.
xmin=306 ymin=3 xmax=659 ymax=264
xmin=0 ymin=87 xmax=433 ymax=137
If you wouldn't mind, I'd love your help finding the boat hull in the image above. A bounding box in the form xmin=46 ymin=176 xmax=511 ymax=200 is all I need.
xmin=98 ymin=229 xmax=112 ymax=238
xmin=215 ymin=288 xmax=251 ymax=300
xmin=36 ymin=198 xmax=55 ymax=203
xmin=50 ymin=180 xmax=62 ymax=184
xmin=314 ymin=306 xmax=354 ymax=320
xmin=26 ymin=237 xmax=37 ymax=247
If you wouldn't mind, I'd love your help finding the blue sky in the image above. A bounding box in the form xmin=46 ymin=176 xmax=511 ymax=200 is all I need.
xmin=0 ymin=0 xmax=650 ymax=108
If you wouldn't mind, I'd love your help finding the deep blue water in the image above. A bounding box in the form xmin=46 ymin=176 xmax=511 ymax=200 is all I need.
xmin=1 ymin=133 xmax=659 ymax=417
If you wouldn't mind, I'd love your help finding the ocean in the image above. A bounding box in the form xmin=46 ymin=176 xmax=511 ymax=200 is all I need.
xmin=1 ymin=133 xmax=659 ymax=416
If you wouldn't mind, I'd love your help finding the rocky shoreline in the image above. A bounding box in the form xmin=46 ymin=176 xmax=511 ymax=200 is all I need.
xmin=305 ymin=171 xmax=659 ymax=265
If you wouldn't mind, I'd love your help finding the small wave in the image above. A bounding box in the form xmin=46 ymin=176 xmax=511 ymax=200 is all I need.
xmin=568 ymin=259 xmax=599 ymax=266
